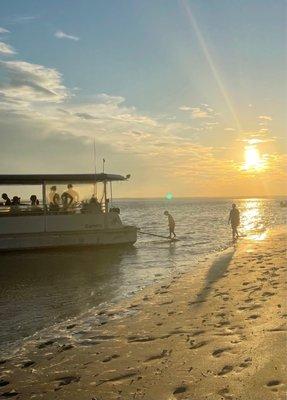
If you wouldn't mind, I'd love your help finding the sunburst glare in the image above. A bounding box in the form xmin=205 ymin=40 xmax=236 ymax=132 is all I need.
xmin=242 ymin=146 xmax=266 ymax=171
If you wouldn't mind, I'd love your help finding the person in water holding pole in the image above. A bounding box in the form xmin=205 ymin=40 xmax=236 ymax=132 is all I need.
xmin=228 ymin=203 xmax=240 ymax=241
xmin=164 ymin=211 xmax=176 ymax=239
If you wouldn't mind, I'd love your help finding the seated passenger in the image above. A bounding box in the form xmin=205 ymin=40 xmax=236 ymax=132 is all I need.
xmin=67 ymin=184 xmax=79 ymax=204
xmin=48 ymin=186 xmax=60 ymax=211
xmin=61 ymin=191 xmax=73 ymax=211
xmin=30 ymin=195 xmax=40 ymax=207
xmin=10 ymin=196 xmax=21 ymax=213
xmin=1 ymin=193 xmax=11 ymax=206
xmin=11 ymin=196 xmax=21 ymax=205
xmin=89 ymin=194 xmax=102 ymax=212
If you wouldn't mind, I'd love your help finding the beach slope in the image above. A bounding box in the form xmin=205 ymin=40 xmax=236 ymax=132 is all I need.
xmin=1 ymin=227 xmax=286 ymax=400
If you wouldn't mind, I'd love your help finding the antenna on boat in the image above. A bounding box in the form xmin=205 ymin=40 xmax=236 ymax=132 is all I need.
xmin=93 ymin=137 xmax=97 ymax=196
xmin=102 ymin=158 xmax=105 ymax=173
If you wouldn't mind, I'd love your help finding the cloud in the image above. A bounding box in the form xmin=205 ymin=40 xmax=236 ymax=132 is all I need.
xmin=0 ymin=41 xmax=16 ymax=55
xmin=179 ymin=104 xmax=217 ymax=119
xmin=8 ymin=15 xmax=38 ymax=24
xmin=258 ymin=115 xmax=272 ymax=121
xmin=54 ymin=30 xmax=79 ymax=41
xmin=224 ymin=127 xmax=235 ymax=131
xmin=0 ymin=27 xmax=10 ymax=34
xmin=0 ymin=60 xmax=69 ymax=104
xmin=96 ymin=93 xmax=125 ymax=105
xmin=179 ymin=105 xmax=192 ymax=111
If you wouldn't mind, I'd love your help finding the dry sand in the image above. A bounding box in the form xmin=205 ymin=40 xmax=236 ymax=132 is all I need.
xmin=0 ymin=227 xmax=286 ymax=400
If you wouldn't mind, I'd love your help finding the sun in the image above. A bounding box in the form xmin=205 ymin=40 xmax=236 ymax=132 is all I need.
xmin=243 ymin=146 xmax=264 ymax=171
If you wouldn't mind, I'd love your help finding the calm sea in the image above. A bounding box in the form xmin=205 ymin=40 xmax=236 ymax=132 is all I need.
xmin=0 ymin=197 xmax=285 ymax=356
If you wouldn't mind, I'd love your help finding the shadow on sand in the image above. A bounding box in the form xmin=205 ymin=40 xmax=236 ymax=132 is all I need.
xmin=192 ymin=250 xmax=235 ymax=306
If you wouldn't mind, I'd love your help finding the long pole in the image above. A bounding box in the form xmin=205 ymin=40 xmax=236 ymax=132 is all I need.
xmin=138 ymin=231 xmax=172 ymax=239
xmin=42 ymin=182 xmax=47 ymax=232
xmin=93 ymin=138 xmax=97 ymax=196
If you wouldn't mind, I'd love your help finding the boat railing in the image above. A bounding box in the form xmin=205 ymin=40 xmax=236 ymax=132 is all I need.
xmin=0 ymin=200 xmax=117 ymax=216
xmin=0 ymin=203 xmax=105 ymax=217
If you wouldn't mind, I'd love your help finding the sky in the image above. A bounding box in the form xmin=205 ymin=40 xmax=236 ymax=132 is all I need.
xmin=0 ymin=0 xmax=286 ymax=198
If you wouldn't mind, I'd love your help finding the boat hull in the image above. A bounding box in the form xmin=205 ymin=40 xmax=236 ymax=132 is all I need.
xmin=0 ymin=226 xmax=137 ymax=251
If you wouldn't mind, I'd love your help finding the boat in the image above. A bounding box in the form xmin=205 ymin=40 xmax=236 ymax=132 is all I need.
xmin=0 ymin=173 xmax=137 ymax=251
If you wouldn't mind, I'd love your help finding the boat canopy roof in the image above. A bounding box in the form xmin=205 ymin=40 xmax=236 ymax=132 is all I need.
xmin=0 ymin=173 xmax=129 ymax=185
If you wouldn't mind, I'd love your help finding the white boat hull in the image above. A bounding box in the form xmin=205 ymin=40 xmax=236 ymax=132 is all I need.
xmin=0 ymin=212 xmax=137 ymax=251
xmin=0 ymin=226 xmax=137 ymax=251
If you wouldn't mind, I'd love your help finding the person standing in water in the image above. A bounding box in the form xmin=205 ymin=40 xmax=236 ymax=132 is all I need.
xmin=228 ymin=203 xmax=240 ymax=241
xmin=164 ymin=211 xmax=176 ymax=239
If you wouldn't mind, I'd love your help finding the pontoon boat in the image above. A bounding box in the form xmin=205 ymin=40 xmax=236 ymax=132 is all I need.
xmin=0 ymin=173 xmax=137 ymax=251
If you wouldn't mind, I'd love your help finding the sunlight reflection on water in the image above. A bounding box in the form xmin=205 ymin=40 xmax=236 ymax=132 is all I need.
xmin=240 ymin=199 xmax=267 ymax=237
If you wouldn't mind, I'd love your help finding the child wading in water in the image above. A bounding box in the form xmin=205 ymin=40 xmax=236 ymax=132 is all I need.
xmin=164 ymin=211 xmax=176 ymax=239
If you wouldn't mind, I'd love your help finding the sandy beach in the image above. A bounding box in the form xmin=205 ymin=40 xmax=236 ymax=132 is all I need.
xmin=0 ymin=226 xmax=286 ymax=400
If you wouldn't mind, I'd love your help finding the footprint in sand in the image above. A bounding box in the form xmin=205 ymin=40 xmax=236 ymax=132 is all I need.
xmin=212 ymin=347 xmax=232 ymax=358
xmin=239 ymin=357 xmax=252 ymax=369
xmin=56 ymin=375 xmax=80 ymax=387
xmin=21 ymin=360 xmax=35 ymax=368
xmin=218 ymin=387 xmax=234 ymax=400
xmin=0 ymin=379 xmax=9 ymax=387
xmin=102 ymin=354 xmax=120 ymax=363
xmin=215 ymin=320 xmax=230 ymax=327
xmin=189 ymin=340 xmax=208 ymax=349
xmin=262 ymin=291 xmax=275 ymax=297
xmin=0 ymin=390 xmax=19 ymax=398
xmin=190 ymin=330 xmax=205 ymax=337
xmin=218 ymin=365 xmax=233 ymax=375
xmin=266 ymin=380 xmax=281 ymax=387
xmin=247 ymin=314 xmax=260 ymax=320
xmin=144 ymin=349 xmax=169 ymax=363
xmin=172 ymin=385 xmax=188 ymax=399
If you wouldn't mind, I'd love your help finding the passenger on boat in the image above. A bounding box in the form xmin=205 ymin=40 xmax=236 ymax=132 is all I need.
xmin=89 ymin=194 xmax=102 ymax=212
xmin=48 ymin=186 xmax=60 ymax=211
xmin=1 ymin=193 xmax=11 ymax=206
xmin=61 ymin=191 xmax=74 ymax=211
xmin=11 ymin=196 xmax=21 ymax=205
xmin=30 ymin=195 xmax=40 ymax=206
xmin=67 ymin=184 xmax=79 ymax=203
xmin=9 ymin=196 xmax=21 ymax=213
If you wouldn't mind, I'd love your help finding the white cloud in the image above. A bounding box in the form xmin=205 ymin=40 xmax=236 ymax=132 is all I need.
xmin=96 ymin=93 xmax=125 ymax=105
xmin=0 ymin=41 xmax=16 ymax=55
xmin=54 ymin=30 xmax=79 ymax=41
xmin=190 ymin=107 xmax=210 ymax=119
xmin=224 ymin=127 xmax=235 ymax=131
xmin=179 ymin=105 xmax=192 ymax=111
xmin=10 ymin=16 xmax=37 ymax=24
xmin=0 ymin=27 xmax=10 ymax=34
xmin=179 ymin=104 xmax=217 ymax=119
xmin=258 ymin=115 xmax=272 ymax=121
xmin=0 ymin=60 xmax=69 ymax=104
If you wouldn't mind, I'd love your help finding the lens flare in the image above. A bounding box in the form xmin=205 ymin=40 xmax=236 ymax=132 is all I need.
xmin=243 ymin=146 xmax=265 ymax=171
xmin=166 ymin=192 xmax=173 ymax=200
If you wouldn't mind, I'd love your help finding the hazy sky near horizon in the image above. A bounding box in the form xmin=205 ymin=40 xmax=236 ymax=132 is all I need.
xmin=0 ymin=0 xmax=286 ymax=197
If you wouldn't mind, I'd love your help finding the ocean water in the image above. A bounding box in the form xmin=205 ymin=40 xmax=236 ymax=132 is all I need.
xmin=0 ymin=197 xmax=285 ymax=356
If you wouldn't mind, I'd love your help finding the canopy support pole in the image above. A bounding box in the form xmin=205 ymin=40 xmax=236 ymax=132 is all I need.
xmin=42 ymin=182 xmax=47 ymax=232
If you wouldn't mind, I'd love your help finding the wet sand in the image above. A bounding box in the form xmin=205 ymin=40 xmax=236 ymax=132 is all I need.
xmin=0 ymin=227 xmax=286 ymax=400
